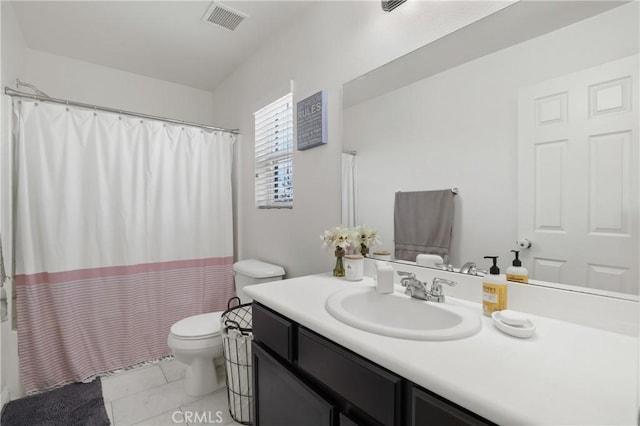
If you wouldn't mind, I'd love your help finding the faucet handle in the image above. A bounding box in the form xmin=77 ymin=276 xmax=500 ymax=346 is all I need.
xmin=397 ymin=271 xmax=417 ymax=287
xmin=471 ymin=267 xmax=488 ymax=277
xmin=433 ymin=277 xmax=457 ymax=287
xmin=435 ymin=263 xmax=454 ymax=272
xmin=430 ymin=277 xmax=457 ymax=299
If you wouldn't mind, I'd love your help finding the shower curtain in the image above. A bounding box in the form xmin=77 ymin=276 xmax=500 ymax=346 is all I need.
xmin=12 ymin=98 xmax=236 ymax=393
xmin=341 ymin=152 xmax=357 ymax=228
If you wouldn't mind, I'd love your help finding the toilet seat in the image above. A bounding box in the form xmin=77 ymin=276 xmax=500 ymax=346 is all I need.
xmin=170 ymin=311 xmax=223 ymax=340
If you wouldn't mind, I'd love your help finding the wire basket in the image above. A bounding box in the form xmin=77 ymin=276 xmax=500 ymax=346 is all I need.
xmin=221 ymin=297 xmax=253 ymax=425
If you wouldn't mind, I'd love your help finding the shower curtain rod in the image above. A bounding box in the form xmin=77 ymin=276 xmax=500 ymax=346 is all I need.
xmin=4 ymin=87 xmax=240 ymax=135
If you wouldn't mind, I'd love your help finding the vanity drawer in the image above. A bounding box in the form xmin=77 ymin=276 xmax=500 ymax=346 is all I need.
xmin=408 ymin=384 xmax=494 ymax=426
xmin=252 ymin=302 xmax=294 ymax=362
xmin=253 ymin=342 xmax=335 ymax=426
xmin=297 ymin=327 xmax=403 ymax=426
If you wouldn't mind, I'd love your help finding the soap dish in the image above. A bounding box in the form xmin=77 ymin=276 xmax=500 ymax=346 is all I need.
xmin=492 ymin=310 xmax=535 ymax=338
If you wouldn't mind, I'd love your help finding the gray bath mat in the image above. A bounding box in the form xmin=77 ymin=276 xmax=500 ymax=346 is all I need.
xmin=0 ymin=377 xmax=109 ymax=425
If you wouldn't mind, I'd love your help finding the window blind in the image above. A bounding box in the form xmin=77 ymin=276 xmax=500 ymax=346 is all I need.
xmin=254 ymin=92 xmax=294 ymax=208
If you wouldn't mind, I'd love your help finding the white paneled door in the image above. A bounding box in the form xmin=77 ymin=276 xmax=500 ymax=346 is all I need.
xmin=518 ymin=55 xmax=638 ymax=295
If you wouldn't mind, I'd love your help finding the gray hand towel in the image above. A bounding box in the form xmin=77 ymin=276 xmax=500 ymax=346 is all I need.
xmin=394 ymin=190 xmax=455 ymax=262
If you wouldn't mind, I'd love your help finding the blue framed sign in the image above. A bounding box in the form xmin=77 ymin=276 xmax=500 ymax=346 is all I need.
xmin=297 ymin=90 xmax=327 ymax=151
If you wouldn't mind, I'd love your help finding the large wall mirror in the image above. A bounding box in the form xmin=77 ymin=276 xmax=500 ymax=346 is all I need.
xmin=342 ymin=1 xmax=638 ymax=300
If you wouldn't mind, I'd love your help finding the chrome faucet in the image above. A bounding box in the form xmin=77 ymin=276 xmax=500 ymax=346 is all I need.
xmin=397 ymin=272 xmax=457 ymax=302
xmin=397 ymin=272 xmax=430 ymax=300
xmin=459 ymin=262 xmax=476 ymax=274
xmin=459 ymin=262 xmax=488 ymax=277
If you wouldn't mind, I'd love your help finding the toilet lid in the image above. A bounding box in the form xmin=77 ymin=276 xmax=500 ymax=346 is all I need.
xmin=170 ymin=311 xmax=223 ymax=339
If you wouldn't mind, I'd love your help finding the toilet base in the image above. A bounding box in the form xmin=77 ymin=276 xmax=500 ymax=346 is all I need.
xmin=184 ymin=357 xmax=221 ymax=397
xmin=167 ymin=332 xmax=225 ymax=398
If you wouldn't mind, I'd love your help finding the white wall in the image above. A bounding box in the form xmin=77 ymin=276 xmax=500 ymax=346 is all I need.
xmin=344 ymin=3 xmax=638 ymax=270
xmin=209 ymin=1 xmax=513 ymax=278
xmin=21 ymin=49 xmax=214 ymax=124
xmin=1 ymin=1 xmax=25 ymax=89
xmin=0 ymin=2 xmax=218 ymax=400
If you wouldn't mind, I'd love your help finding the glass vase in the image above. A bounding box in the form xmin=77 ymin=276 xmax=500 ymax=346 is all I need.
xmin=333 ymin=247 xmax=345 ymax=277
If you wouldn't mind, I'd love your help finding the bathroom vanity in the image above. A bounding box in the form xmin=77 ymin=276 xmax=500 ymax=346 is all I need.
xmin=252 ymin=301 xmax=490 ymax=425
xmin=246 ymin=273 xmax=638 ymax=425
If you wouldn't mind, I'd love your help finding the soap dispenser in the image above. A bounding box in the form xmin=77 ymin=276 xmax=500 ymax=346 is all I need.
xmin=482 ymin=256 xmax=508 ymax=316
xmin=506 ymin=250 xmax=529 ymax=284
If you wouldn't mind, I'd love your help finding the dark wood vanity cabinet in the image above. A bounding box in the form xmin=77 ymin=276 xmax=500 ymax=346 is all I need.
xmin=252 ymin=342 xmax=336 ymax=426
xmin=406 ymin=384 xmax=491 ymax=426
xmin=252 ymin=300 xmax=294 ymax=362
xmin=252 ymin=302 xmax=493 ymax=426
xmin=297 ymin=327 xmax=403 ymax=425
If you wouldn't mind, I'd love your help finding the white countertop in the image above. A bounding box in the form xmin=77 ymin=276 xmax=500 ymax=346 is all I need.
xmin=245 ymin=273 xmax=639 ymax=426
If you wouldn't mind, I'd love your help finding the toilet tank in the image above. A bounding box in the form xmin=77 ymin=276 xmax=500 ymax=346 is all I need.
xmin=233 ymin=259 xmax=285 ymax=303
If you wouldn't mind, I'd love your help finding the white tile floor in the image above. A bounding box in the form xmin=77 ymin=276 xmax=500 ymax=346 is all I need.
xmin=102 ymin=359 xmax=244 ymax=426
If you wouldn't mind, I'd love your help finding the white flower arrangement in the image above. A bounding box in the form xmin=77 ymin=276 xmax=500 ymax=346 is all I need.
xmin=352 ymin=224 xmax=381 ymax=249
xmin=320 ymin=226 xmax=353 ymax=251
xmin=321 ymin=225 xmax=381 ymax=255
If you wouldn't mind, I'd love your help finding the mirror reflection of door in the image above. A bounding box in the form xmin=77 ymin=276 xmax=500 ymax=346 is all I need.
xmin=518 ymin=55 xmax=639 ymax=295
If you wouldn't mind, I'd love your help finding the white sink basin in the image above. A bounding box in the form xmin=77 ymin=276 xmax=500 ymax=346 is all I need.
xmin=325 ymin=286 xmax=481 ymax=341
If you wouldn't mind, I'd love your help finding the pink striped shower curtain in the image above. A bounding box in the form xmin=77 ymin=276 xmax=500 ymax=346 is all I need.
xmin=12 ymin=99 xmax=236 ymax=393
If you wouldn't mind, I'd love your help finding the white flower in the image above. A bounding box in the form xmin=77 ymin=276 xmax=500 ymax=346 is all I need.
xmin=321 ymin=225 xmax=381 ymax=251
xmin=354 ymin=224 xmax=381 ymax=248
xmin=320 ymin=226 xmax=352 ymax=250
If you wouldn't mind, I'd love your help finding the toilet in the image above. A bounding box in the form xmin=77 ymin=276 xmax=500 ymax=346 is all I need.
xmin=167 ymin=259 xmax=285 ymax=396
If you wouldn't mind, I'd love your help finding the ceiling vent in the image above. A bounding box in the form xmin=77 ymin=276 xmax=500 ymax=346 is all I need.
xmin=381 ymin=0 xmax=407 ymax=12
xmin=202 ymin=2 xmax=249 ymax=31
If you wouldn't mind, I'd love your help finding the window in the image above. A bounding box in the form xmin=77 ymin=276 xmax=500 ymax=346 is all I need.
xmin=254 ymin=93 xmax=294 ymax=208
